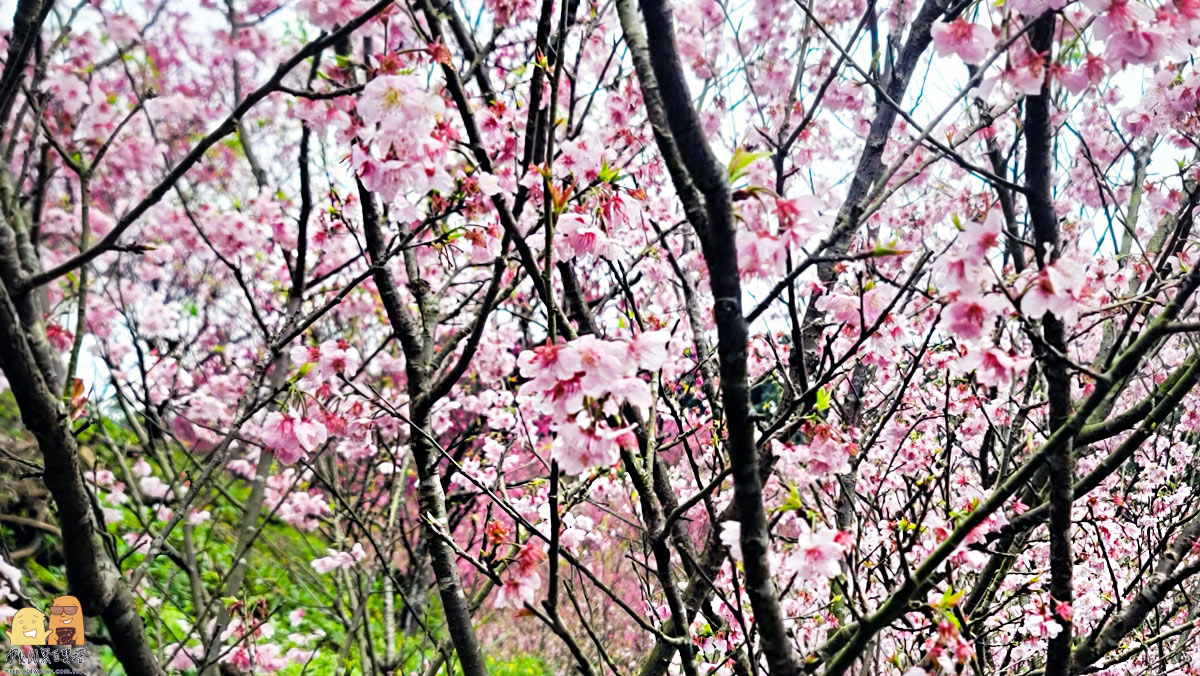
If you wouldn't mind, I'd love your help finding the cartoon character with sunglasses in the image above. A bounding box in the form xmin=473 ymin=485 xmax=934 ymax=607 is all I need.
xmin=45 ymin=595 xmax=84 ymax=646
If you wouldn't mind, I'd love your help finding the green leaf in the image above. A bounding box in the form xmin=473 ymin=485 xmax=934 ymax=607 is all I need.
xmin=739 ymin=184 xmax=779 ymax=200
xmin=597 ymin=158 xmax=622 ymax=184
xmin=294 ymin=362 xmax=313 ymax=380
xmin=815 ymin=387 xmax=830 ymax=411
xmin=871 ymin=242 xmax=914 ymax=257
xmin=939 ymin=587 xmax=965 ymax=608
xmin=727 ymin=148 xmax=772 ymax=183
xmin=944 ymin=610 xmax=962 ymax=630
xmin=25 ymin=560 xmax=60 ymax=587
xmin=773 ymin=483 xmax=805 ymax=514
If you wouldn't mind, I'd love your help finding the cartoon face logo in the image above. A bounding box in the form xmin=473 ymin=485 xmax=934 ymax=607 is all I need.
xmin=5 ymin=608 xmax=47 ymax=645
xmin=46 ymin=596 xmax=84 ymax=646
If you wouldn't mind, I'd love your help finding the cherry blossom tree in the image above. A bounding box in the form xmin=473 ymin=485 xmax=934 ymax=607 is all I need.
xmin=0 ymin=0 xmax=1199 ymax=674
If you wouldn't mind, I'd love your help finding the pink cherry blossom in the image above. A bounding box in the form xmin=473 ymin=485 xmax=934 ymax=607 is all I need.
xmin=43 ymin=72 xmax=91 ymax=116
xmin=572 ymin=335 xmax=629 ymax=397
xmin=626 ymin=330 xmax=670 ymax=371
xmin=931 ymin=18 xmax=997 ymax=64
xmin=260 ymin=412 xmax=330 ymax=465
xmin=552 ymin=416 xmax=633 ymax=475
xmin=1021 ymin=260 xmax=1086 ymax=324
xmin=957 ymin=347 xmax=1032 ymax=387
xmin=357 ymin=74 xmax=446 ymax=134
xmin=787 ymin=527 xmax=849 ymax=580
xmin=297 ymin=0 xmax=366 ymax=30
xmin=1061 ymin=53 xmax=1108 ymax=93
xmin=960 ymin=209 xmax=1005 ymax=263
xmin=944 ymin=294 xmax=1008 ymax=342
xmin=310 ymin=543 xmax=367 ymax=574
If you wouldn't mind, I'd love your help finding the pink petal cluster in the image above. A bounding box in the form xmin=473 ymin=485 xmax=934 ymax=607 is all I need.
xmin=795 ymin=423 xmax=856 ymax=478
xmin=785 ymin=527 xmax=850 ymax=580
xmin=1083 ymin=0 xmax=1184 ymax=66
xmin=297 ymin=0 xmax=366 ymax=31
xmin=737 ymin=195 xmax=828 ymax=279
xmin=310 ymin=543 xmax=367 ymax=574
xmin=1020 ymin=259 xmax=1087 ymax=325
xmin=955 ymin=347 xmax=1033 ymax=388
xmin=552 ymin=213 xmax=617 ymax=260
xmin=351 ymin=73 xmax=453 ymax=219
xmin=259 ymin=412 xmax=330 ymax=465
xmin=944 ymin=294 xmax=1008 ymax=342
xmin=931 ymin=18 xmax=997 ymax=64
xmin=551 ymin=414 xmax=636 ymax=476
xmin=495 ymin=542 xmax=546 ymax=609
xmin=518 ymin=332 xmax=669 ymax=475
xmin=272 ymin=490 xmax=331 ymax=532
